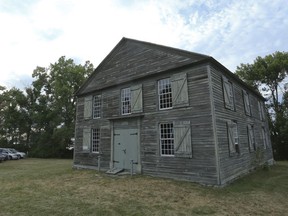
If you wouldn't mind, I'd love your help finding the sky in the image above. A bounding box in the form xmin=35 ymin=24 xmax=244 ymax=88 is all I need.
xmin=0 ymin=0 xmax=287 ymax=90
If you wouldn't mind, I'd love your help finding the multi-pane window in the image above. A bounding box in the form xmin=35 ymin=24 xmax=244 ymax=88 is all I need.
xmin=92 ymin=128 xmax=100 ymax=153
xmin=158 ymin=78 xmax=172 ymax=110
xmin=121 ymin=88 xmax=131 ymax=115
xmin=160 ymin=123 xmax=174 ymax=156
xmin=227 ymin=121 xmax=240 ymax=154
xmin=93 ymin=95 xmax=101 ymax=119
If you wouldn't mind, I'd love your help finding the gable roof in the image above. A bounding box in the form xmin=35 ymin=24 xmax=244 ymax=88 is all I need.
xmin=76 ymin=37 xmax=210 ymax=96
xmin=75 ymin=37 xmax=264 ymax=100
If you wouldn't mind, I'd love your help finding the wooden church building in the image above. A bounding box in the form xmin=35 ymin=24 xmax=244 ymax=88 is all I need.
xmin=73 ymin=37 xmax=274 ymax=186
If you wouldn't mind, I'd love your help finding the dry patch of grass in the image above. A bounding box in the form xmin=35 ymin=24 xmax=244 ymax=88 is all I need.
xmin=0 ymin=159 xmax=287 ymax=216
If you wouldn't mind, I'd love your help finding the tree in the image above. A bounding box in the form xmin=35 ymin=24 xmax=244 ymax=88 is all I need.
xmin=0 ymin=87 xmax=30 ymax=150
xmin=235 ymin=51 xmax=288 ymax=160
xmin=27 ymin=56 xmax=94 ymax=158
xmin=0 ymin=57 xmax=94 ymax=158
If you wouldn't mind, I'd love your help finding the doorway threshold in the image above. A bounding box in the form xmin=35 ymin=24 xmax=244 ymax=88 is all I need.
xmin=106 ymin=168 xmax=124 ymax=175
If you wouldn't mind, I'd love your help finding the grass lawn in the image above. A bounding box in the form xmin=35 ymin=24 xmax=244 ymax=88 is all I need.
xmin=0 ymin=159 xmax=287 ymax=216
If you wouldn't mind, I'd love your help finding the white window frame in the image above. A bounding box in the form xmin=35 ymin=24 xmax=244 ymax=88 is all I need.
xmin=93 ymin=95 xmax=101 ymax=119
xmin=227 ymin=121 xmax=240 ymax=154
xmin=159 ymin=123 xmax=174 ymax=156
xmin=121 ymin=88 xmax=131 ymax=115
xmin=158 ymin=78 xmax=172 ymax=110
xmin=91 ymin=128 xmax=100 ymax=153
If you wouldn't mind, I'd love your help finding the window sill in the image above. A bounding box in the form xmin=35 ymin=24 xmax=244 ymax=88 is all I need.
xmin=107 ymin=113 xmax=144 ymax=120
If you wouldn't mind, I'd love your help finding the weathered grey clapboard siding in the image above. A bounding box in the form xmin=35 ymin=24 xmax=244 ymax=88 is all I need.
xmin=79 ymin=39 xmax=208 ymax=95
xmin=135 ymin=65 xmax=218 ymax=185
xmin=209 ymin=64 xmax=273 ymax=184
xmin=74 ymin=96 xmax=111 ymax=169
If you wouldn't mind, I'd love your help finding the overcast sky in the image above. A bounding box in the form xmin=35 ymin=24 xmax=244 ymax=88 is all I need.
xmin=0 ymin=0 xmax=287 ymax=89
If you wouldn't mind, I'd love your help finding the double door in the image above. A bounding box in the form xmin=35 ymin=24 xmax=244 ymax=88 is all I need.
xmin=113 ymin=128 xmax=138 ymax=170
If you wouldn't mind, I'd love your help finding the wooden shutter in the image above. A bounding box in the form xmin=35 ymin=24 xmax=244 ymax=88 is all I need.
xmin=243 ymin=90 xmax=251 ymax=115
xmin=174 ymin=121 xmax=192 ymax=158
xmin=261 ymin=102 xmax=265 ymax=120
xmin=84 ymin=96 xmax=93 ymax=119
xmin=227 ymin=121 xmax=236 ymax=154
xmin=82 ymin=128 xmax=91 ymax=151
xmin=131 ymin=84 xmax=143 ymax=113
xmin=247 ymin=124 xmax=255 ymax=151
xmin=171 ymin=73 xmax=189 ymax=108
xmin=262 ymin=127 xmax=267 ymax=149
xmin=222 ymin=76 xmax=234 ymax=109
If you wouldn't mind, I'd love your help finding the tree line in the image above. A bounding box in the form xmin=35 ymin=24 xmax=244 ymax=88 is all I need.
xmin=0 ymin=52 xmax=287 ymax=159
xmin=0 ymin=56 xmax=94 ymax=158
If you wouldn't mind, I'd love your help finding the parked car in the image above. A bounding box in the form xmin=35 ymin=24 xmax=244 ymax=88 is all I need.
xmin=0 ymin=148 xmax=20 ymax=160
xmin=0 ymin=149 xmax=5 ymax=162
xmin=0 ymin=148 xmax=8 ymax=161
xmin=8 ymin=148 xmax=26 ymax=159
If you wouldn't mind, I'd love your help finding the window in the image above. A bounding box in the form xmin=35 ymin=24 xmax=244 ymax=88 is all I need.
xmin=262 ymin=127 xmax=269 ymax=149
xmin=121 ymin=88 xmax=131 ymax=115
xmin=160 ymin=123 xmax=174 ymax=156
xmin=247 ymin=124 xmax=256 ymax=152
xmin=159 ymin=121 xmax=192 ymax=158
xmin=82 ymin=128 xmax=91 ymax=151
xmin=227 ymin=121 xmax=240 ymax=154
xmin=258 ymin=101 xmax=265 ymax=121
xmin=158 ymin=78 xmax=172 ymax=110
xmin=92 ymin=128 xmax=100 ymax=153
xmin=93 ymin=95 xmax=101 ymax=119
xmin=243 ymin=90 xmax=251 ymax=116
xmin=222 ymin=77 xmax=235 ymax=110
xmin=84 ymin=96 xmax=93 ymax=119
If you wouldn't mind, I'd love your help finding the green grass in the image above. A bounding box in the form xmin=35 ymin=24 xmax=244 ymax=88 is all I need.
xmin=0 ymin=159 xmax=288 ymax=216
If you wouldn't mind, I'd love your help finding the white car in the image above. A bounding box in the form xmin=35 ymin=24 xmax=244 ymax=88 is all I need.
xmin=8 ymin=148 xmax=26 ymax=159
xmin=0 ymin=148 xmax=20 ymax=160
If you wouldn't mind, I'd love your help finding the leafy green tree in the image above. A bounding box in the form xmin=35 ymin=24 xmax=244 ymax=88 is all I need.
xmin=28 ymin=56 xmax=93 ymax=158
xmin=0 ymin=57 xmax=93 ymax=158
xmin=0 ymin=87 xmax=30 ymax=150
xmin=235 ymin=51 xmax=288 ymax=160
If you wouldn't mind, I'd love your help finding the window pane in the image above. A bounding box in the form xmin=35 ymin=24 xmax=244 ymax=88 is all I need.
xmin=93 ymin=95 xmax=101 ymax=118
xmin=92 ymin=128 xmax=100 ymax=153
xmin=160 ymin=123 xmax=174 ymax=156
xmin=121 ymin=88 xmax=131 ymax=115
xmin=158 ymin=78 xmax=172 ymax=110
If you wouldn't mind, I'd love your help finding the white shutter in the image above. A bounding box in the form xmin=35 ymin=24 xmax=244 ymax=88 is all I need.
xmin=174 ymin=121 xmax=192 ymax=158
xmin=82 ymin=128 xmax=91 ymax=151
xmin=171 ymin=73 xmax=189 ymax=108
xmin=131 ymin=84 xmax=143 ymax=113
xmin=84 ymin=96 xmax=93 ymax=119
xmin=243 ymin=90 xmax=251 ymax=115
xmin=227 ymin=121 xmax=236 ymax=154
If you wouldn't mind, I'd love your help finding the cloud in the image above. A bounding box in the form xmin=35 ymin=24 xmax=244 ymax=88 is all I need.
xmin=0 ymin=0 xmax=288 ymax=89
